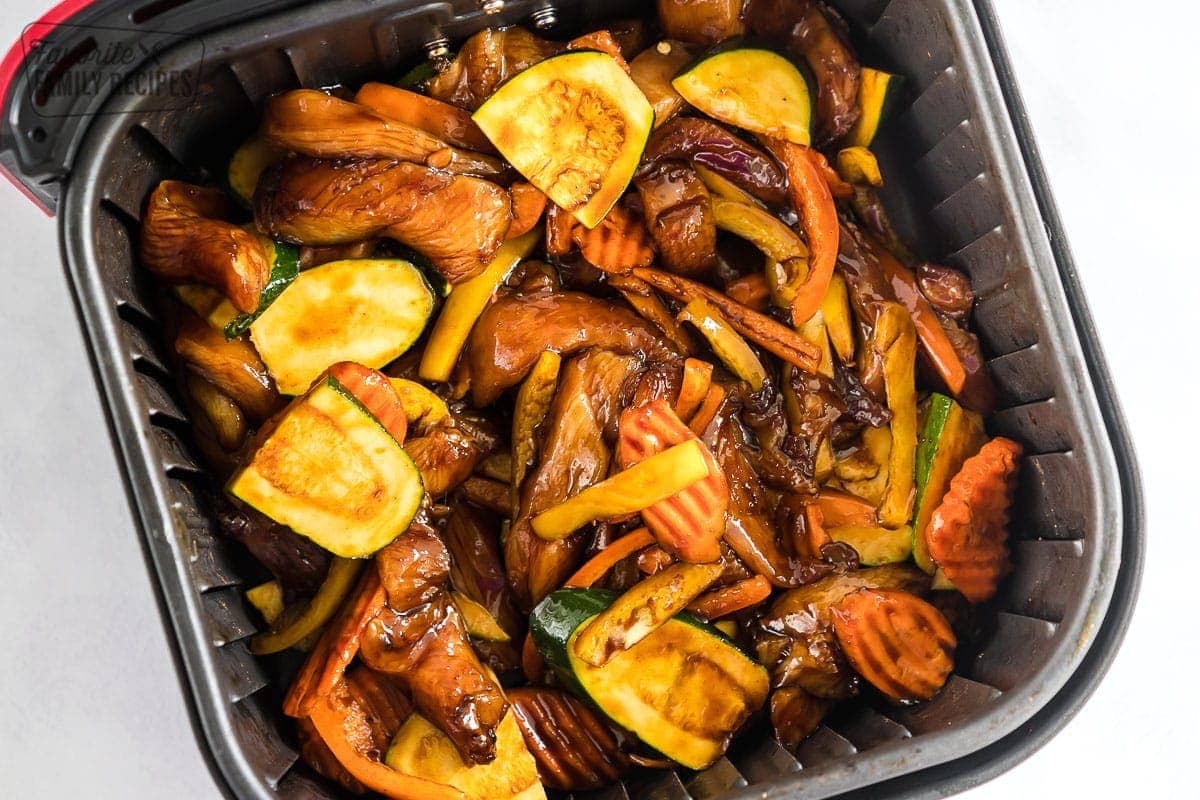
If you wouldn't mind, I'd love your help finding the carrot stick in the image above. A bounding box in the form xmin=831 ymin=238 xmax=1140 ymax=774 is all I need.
xmin=307 ymin=685 xmax=467 ymax=800
xmin=879 ymin=256 xmax=968 ymax=396
xmin=610 ymin=274 xmax=696 ymax=355
xmin=688 ymin=384 xmax=726 ymax=436
xmin=632 ymin=267 xmax=821 ymax=372
xmin=283 ymin=567 xmax=386 ymax=718
xmin=687 ymin=576 xmax=773 ymax=620
xmin=801 ymin=502 xmax=832 ymax=557
xmin=725 ymin=273 xmax=770 ymax=311
xmin=761 ymin=139 xmax=840 ymax=326
xmin=564 ymin=527 xmax=655 ymax=588
xmin=674 ymin=358 xmax=714 ymax=422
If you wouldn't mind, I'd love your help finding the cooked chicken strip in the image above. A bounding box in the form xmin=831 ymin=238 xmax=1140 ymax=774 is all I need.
xmin=256 ymin=156 xmax=512 ymax=284
xmin=506 ymin=350 xmax=642 ymax=610
xmin=465 ymin=287 xmax=677 ymax=406
xmin=140 ymin=180 xmax=271 ymax=313
xmin=262 ymin=90 xmax=507 ymax=179
xmin=635 ymin=159 xmax=717 ymax=275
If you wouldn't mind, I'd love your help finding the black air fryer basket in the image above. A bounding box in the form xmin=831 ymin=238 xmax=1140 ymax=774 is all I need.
xmin=0 ymin=1 xmax=1144 ymax=798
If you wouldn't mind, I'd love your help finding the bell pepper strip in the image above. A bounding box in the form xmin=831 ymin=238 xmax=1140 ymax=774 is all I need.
xmin=573 ymin=562 xmax=725 ymax=666
xmin=507 ymin=182 xmax=549 ymax=240
xmin=564 ymin=527 xmax=656 ymax=588
xmin=511 ymin=350 xmax=563 ymax=516
xmin=925 ymin=437 xmax=1022 ymax=602
xmin=875 ymin=303 xmax=920 ymax=528
xmin=677 ymin=299 xmax=769 ymax=391
xmin=725 ymin=273 xmax=770 ymax=311
xmin=798 ymin=502 xmax=832 ymax=558
xmin=674 ymin=358 xmax=714 ymax=422
xmin=326 ymin=362 xmax=408 ymax=443
xmin=795 ymin=307 xmax=835 ymax=378
xmin=632 ymin=267 xmax=821 ymax=372
xmin=245 ymin=580 xmax=285 ymax=625
xmin=835 ymin=146 xmax=883 ymax=187
xmin=418 ymin=229 xmax=539 ymax=383
xmin=687 ymin=575 xmax=773 ymax=620
xmin=617 ymin=399 xmax=729 ymax=563
xmin=816 ymin=489 xmax=878 ymax=528
xmin=608 ymin=274 xmax=697 ymax=355
xmin=530 ymin=440 xmax=712 ymax=541
xmin=688 ymin=383 xmax=727 ymax=436
xmin=694 ymin=163 xmax=765 ymax=207
xmin=353 ymin=82 xmax=495 ymax=153
xmin=450 ymin=591 xmax=512 ymax=643
xmin=283 ymin=567 xmax=387 ymax=718
xmin=307 ymin=683 xmax=467 ymax=800
xmin=710 ymin=196 xmax=810 ymax=310
xmin=252 ymin=558 xmax=365 ymax=655
xmin=819 ymin=273 xmax=856 ymax=363
xmin=761 ymin=138 xmax=840 ymax=326
xmin=813 ymin=149 xmax=854 ymax=197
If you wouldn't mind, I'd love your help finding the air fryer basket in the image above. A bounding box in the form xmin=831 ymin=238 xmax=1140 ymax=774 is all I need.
xmin=39 ymin=0 xmax=1141 ymax=798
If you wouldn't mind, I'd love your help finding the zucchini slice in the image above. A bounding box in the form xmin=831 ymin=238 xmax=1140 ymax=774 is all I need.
xmin=827 ymin=524 xmax=913 ymax=566
xmin=227 ymin=374 xmax=424 ymax=557
xmin=912 ymin=393 xmax=987 ymax=572
xmin=174 ymin=239 xmax=299 ymax=336
xmin=845 ymin=67 xmax=902 ymax=148
xmin=249 ymin=258 xmax=434 ymax=395
xmin=672 ymin=47 xmax=812 ymax=146
xmin=228 ymin=136 xmax=285 ymax=205
xmin=473 ymin=51 xmax=654 ymax=229
xmin=531 ymin=588 xmax=769 ymax=770
xmin=385 ymin=712 xmax=544 ymax=800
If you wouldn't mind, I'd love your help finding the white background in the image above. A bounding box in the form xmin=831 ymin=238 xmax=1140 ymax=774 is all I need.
xmin=0 ymin=0 xmax=1191 ymax=796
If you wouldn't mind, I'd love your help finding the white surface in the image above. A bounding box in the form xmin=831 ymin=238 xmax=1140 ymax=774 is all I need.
xmin=0 ymin=1 xmax=1192 ymax=797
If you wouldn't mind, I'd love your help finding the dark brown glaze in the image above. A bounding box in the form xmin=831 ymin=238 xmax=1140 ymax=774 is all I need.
xmin=297 ymin=666 xmax=412 ymax=792
xmin=643 ymin=118 xmax=789 ymax=206
xmin=656 ymin=0 xmax=745 ymax=45
xmin=635 ymin=160 xmax=717 ymax=275
xmin=404 ymin=422 xmax=485 ymax=498
xmin=836 ymin=218 xmax=898 ymax=401
xmin=262 ymin=90 xmax=507 ymax=179
xmin=375 ymin=523 xmax=450 ymax=610
xmin=506 ymin=350 xmax=643 ymax=610
xmin=214 ymin=502 xmax=331 ymax=594
xmin=770 ymin=686 xmax=832 ymax=752
xmin=174 ymin=310 xmax=281 ymax=421
xmin=781 ymin=366 xmax=846 ymax=476
xmin=427 ymin=27 xmax=561 ymax=110
xmin=464 ymin=286 xmax=677 ymax=406
xmin=753 ymin=564 xmax=930 ymax=699
xmin=508 ymin=687 xmax=631 ymax=790
xmin=140 ymin=180 xmax=271 ymax=313
xmin=915 ymin=262 xmax=975 ymax=324
xmin=792 ymin=3 xmax=861 ymax=144
xmin=255 ymin=156 xmax=512 ymax=285
xmin=742 ymin=0 xmax=811 ymax=40
xmin=445 ymin=504 xmax=523 ymax=642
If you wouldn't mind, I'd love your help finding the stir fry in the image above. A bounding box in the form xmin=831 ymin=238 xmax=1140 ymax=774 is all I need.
xmin=139 ymin=2 xmax=1020 ymax=797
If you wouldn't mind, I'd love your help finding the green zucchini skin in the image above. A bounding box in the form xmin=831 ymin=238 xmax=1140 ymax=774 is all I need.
xmin=224 ymin=242 xmax=300 ymax=338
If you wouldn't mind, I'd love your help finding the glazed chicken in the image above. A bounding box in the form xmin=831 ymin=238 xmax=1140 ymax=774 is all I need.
xmin=137 ymin=4 xmax=1022 ymax=796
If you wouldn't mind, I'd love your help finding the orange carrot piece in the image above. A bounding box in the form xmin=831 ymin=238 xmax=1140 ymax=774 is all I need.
xmin=674 ymin=358 xmax=714 ymax=421
xmin=687 ymin=575 xmax=773 ymax=620
xmin=617 ymin=400 xmax=729 ymax=563
xmin=573 ymin=204 xmax=655 ymax=272
xmin=816 ymin=489 xmax=878 ymax=528
xmin=521 ymin=631 xmax=546 ymax=684
xmin=812 ymin=148 xmax=853 ymax=198
xmin=801 ymin=502 xmax=832 ymax=558
xmin=879 ymin=256 xmax=967 ymax=395
xmin=283 ymin=567 xmax=387 ymax=718
xmin=354 ymin=82 xmax=493 ymax=153
xmin=507 ymin=182 xmax=548 ymax=240
xmin=307 ymin=684 xmax=467 ymax=800
xmin=761 ymin=139 xmax=840 ymax=325
xmin=326 ymin=362 xmax=407 ymax=443
xmin=688 ymin=383 xmax=727 ymax=436
xmin=725 ymin=273 xmax=770 ymax=311
xmin=564 ymin=528 xmax=655 ymax=588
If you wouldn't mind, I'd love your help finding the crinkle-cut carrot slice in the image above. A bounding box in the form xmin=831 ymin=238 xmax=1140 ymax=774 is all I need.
xmin=831 ymin=588 xmax=956 ymax=701
xmin=925 ymin=437 xmax=1023 ymax=602
xmin=617 ymin=399 xmax=728 ymax=563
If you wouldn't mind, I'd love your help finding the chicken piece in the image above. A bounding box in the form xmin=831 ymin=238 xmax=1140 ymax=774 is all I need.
xmin=445 ymin=504 xmax=523 ymax=642
xmin=140 ymin=180 xmax=271 ymax=313
xmin=361 ymin=597 xmax=509 ymax=765
xmin=174 ymin=310 xmax=280 ymax=421
xmin=464 ymin=286 xmax=677 ymax=406
xmin=375 ymin=523 xmax=450 ymax=610
xmin=770 ymin=686 xmax=832 ymax=752
xmin=656 ymin=0 xmax=745 ymax=45
xmin=255 ymin=156 xmax=511 ymax=284
xmin=262 ymin=90 xmax=506 ymax=179
xmin=404 ymin=422 xmax=486 ymax=498
xmin=635 ymin=160 xmax=717 ymax=275
xmin=427 ymin=28 xmax=561 ymax=110
xmin=506 ymin=350 xmax=642 ymax=610
xmin=297 ymin=666 xmax=413 ymax=792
